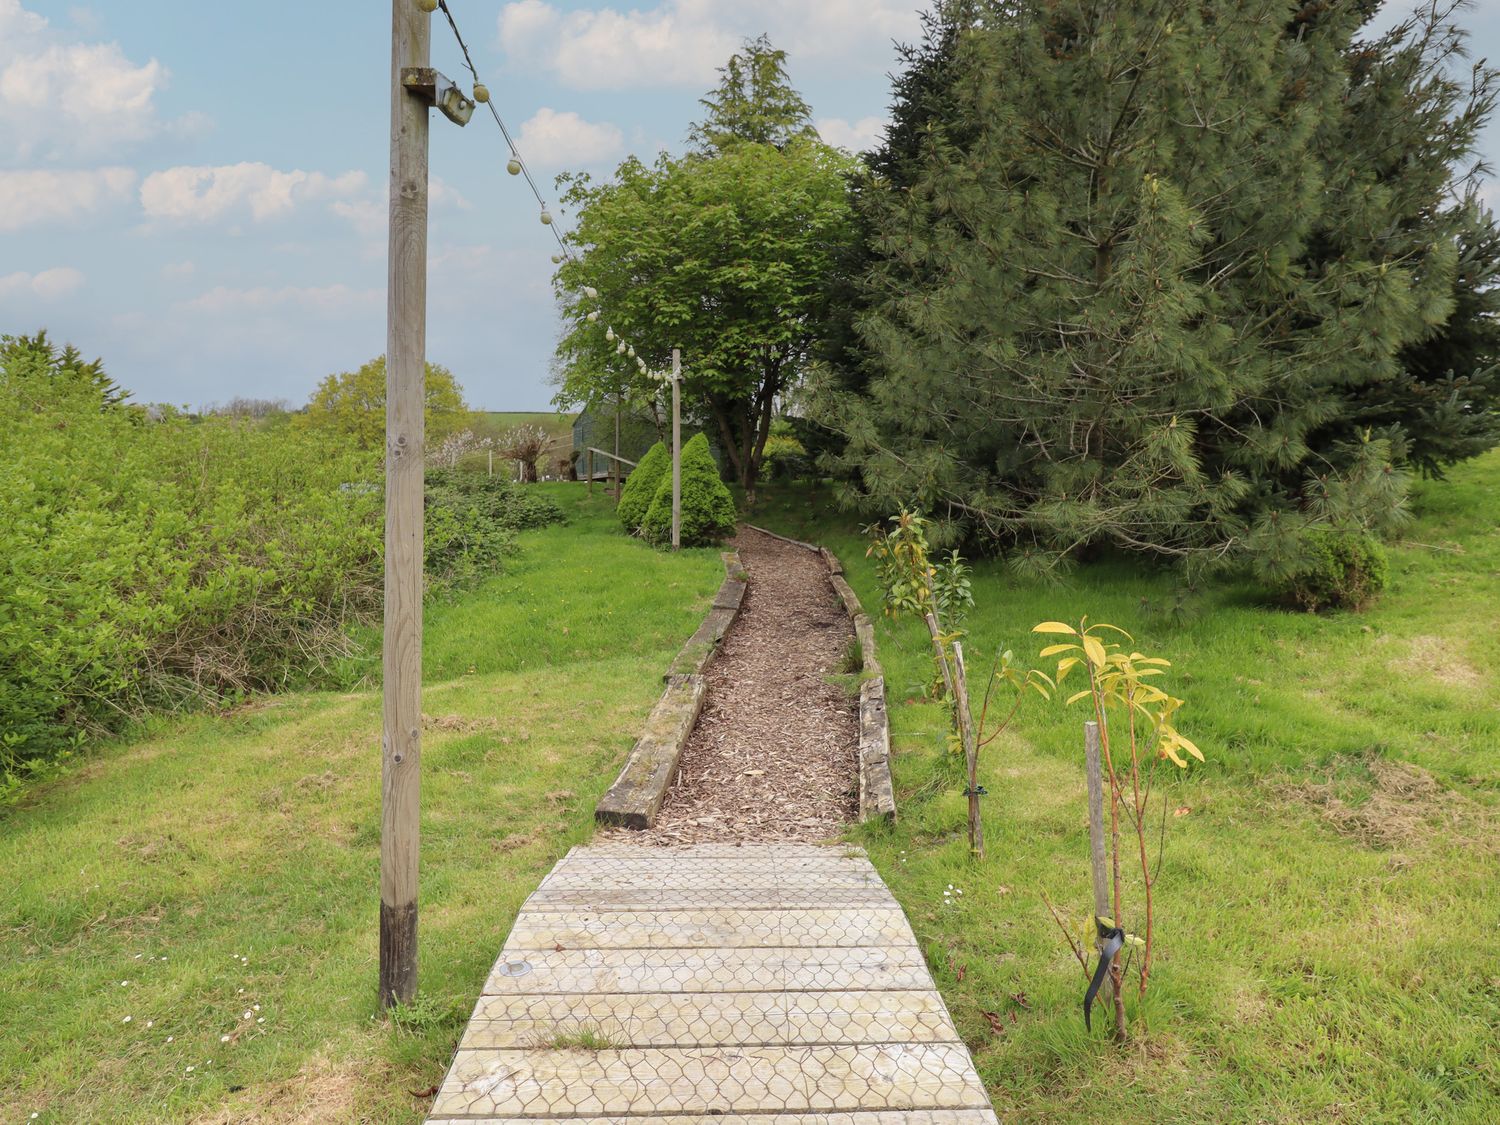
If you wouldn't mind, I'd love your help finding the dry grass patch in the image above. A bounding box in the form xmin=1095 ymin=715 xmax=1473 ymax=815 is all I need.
xmin=1283 ymin=755 xmax=1485 ymax=849
xmin=1398 ymin=634 xmax=1485 ymax=692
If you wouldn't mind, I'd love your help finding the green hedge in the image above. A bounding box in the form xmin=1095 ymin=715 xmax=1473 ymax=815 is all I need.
xmin=617 ymin=440 xmax=669 ymax=533
xmin=1276 ymin=529 xmax=1389 ymax=612
xmin=641 ymin=433 xmax=736 ymax=547
xmin=1 ymin=336 xmax=562 ymax=784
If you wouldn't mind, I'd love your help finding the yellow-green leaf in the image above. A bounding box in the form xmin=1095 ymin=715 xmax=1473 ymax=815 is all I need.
xmin=1082 ymin=634 xmax=1108 ymax=667
xmin=1032 ymin=622 xmax=1078 ymax=635
xmin=1066 ymin=689 xmax=1093 ymax=706
xmin=1038 ymin=643 xmax=1076 ymax=658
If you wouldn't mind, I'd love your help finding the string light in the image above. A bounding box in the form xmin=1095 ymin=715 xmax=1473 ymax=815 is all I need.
xmin=430 ymin=0 xmax=668 ymax=386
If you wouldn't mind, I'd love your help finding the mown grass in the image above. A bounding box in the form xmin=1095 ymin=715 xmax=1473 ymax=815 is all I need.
xmin=750 ymin=452 xmax=1500 ymax=1124
xmin=0 ymin=484 xmax=725 ymax=1123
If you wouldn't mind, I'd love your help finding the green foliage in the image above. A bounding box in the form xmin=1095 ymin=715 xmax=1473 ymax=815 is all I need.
xmin=641 ymin=434 xmax=736 ymax=547
xmin=424 ymin=469 xmax=565 ymax=588
xmin=552 ymin=41 xmax=858 ymax=497
xmin=761 ymin=425 xmax=809 ymax=480
xmin=617 ymin=440 xmax=670 ymax=532
xmin=0 ymin=329 xmax=125 ymax=406
xmin=296 ymin=355 xmax=472 ymax=449
xmin=867 ymin=510 xmax=974 ymax=629
xmin=1275 ymin=530 xmax=1390 ymax=613
xmin=1 ymin=344 xmax=384 ymax=774
xmin=815 ymin=0 xmax=1497 ymax=582
xmin=688 ymin=34 xmax=817 ymax=153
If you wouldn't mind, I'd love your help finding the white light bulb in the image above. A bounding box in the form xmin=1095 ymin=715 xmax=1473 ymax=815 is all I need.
xmin=551 ymin=254 xmax=562 ymax=264
xmin=506 ymin=157 xmax=521 ymax=176
xmin=587 ymin=311 xmax=600 ymax=322
xmin=583 ymin=287 xmax=598 ymax=299
xmin=540 ymin=210 xmax=553 ymax=225
xmin=605 ymin=327 xmax=615 ymax=341
xmin=415 ymin=0 xmax=438 ymax=12
xmin=472 ymin=84 xmax=490 ymax=104
xmin=617 ymin=341 xmax=626 ymax=355
xmin=627 ymin=345 xmax=636 ymax=357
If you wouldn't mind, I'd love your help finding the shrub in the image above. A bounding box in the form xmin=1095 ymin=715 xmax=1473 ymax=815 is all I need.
xmin=762 ymin=429 xmax=809 ymax=480
xmin=424 ymin=469 xmax=564 ymax=585
xmin=617 ymin=441 xmax=669 ymax=533
xmin=1278 ymin=530 xmax=1390 ymax=612
xmin=641 ymin=433 xmax=736 ymax=547
xmin=2 ymin=339 xmax=386 ymax=774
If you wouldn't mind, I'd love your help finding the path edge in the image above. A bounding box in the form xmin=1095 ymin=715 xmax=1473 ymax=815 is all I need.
xmin=595 ymin=551 xmax=746 ymax=830
xmin=744 ymin=525 xmax=897 ymax=824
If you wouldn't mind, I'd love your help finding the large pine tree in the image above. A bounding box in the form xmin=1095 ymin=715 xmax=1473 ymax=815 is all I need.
xmin=815 ymin=0 xmax=1498 ymax=578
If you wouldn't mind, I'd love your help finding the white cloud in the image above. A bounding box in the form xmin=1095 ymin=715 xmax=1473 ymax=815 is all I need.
xmin=515 ymin=108 xmax=625 ymax=168
xmin=0 ymin=166 xmax=135 ymax=230
xmin=140 ymin=163 xmax=367 ymax=224
xmin=498 ymin=0 xmax=924 ymax=90
xmin=161 ymin=260 xmax=195 ymax=279
xmin=179 ymin=283 xmax=381 ymax=316
xmin=816 ymin=115 xmax=887 ymax=154
xmin=0 ymin=0 xmax=196 ymax=160
xmin=0 ymin=266 xmax=85 ymax=299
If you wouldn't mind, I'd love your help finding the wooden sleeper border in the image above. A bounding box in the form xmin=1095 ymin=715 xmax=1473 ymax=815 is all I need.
xmin=596 ymin=553 xmax=746 ymax=830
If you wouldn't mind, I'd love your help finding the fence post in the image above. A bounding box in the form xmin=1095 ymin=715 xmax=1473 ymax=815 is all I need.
xmin=1085 ymin=720 xmax=1113 ymax=1010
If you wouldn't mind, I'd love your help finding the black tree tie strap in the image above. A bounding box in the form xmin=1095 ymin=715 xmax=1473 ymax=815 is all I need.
xmin=1084 ymin=917 xmax=1125 ymax=1032
xmin=962 ymin=785 xmax=988 ymax=797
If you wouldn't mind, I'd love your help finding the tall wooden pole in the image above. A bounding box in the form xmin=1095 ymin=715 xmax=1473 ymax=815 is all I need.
xmin=671 ymin=348 xmax=682 ymax=550
xmin=381 ymin=0 xmax=429 ymax=1010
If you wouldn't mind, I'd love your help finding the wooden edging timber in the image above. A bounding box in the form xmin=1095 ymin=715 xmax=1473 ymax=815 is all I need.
xmin=744 ymin=525 xmax=897 ymax=825
xmin=595 ymin=552 xmax=746 ymax=830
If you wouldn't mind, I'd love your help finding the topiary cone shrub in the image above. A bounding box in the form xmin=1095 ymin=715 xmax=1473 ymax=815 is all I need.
xmin=642 ymin=433 xmax=736 ymax=547
xmin=617 ymin=440 xmax=669 ymax=534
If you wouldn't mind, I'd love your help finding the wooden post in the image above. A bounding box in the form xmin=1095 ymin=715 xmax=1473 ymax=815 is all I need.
xmin=1085 ymin=720 xmax=1124 ymax=1033
xmin=381 ymin=0 xmax=429 ymax=1010
xmin=613 ymin=397 xmax=622 ymax=502
xmin=671 ymin=348 xmax=682 ymax=550
xmin=587 ymin=446 xmax=593 ymax=496
xmin=487 ymin=449 xmax=493 ymax=478
xmin=951 ymin=640 xmax=983 ymax=860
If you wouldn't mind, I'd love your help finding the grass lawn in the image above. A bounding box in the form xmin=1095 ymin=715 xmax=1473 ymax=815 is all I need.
xmin=750 ymin=451 xmax=1500 ymax=1124
xmin=0 ymin=484 xmax=726 ymax=1123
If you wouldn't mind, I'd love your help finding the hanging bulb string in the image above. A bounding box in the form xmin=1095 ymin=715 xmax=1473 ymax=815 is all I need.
xmin=430 ymin=0 xmax=676 ymax=383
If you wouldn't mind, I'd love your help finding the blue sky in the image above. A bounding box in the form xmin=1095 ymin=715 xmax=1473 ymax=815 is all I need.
xmin=2 ymin=1 xmax=1497 ymax=411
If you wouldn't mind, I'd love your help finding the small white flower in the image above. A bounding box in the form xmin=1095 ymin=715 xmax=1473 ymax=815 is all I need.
xmin=243 ymin=1011 xmax=253 ymax=1020
xmin=134 ymin=953 xmax=143 ymax=960
xmin=145 ymin=1021 xmax=154 ymax=1029
xmin=31 ymin=1114 xmax=39 ymax=1120
xmin=220 ymin=1035 xmax=230 ymax=1043
xmin=166 ymin=1036 xmax=174 ymax=1043
xmin=256 ymin=1017 xmax=265 ymax=1024
xmin=121 ymin=1015 xmax=132 ymax=1023
xmin=237 ymin=988 xmax=244 ymax=994
xmin=956 ymin=888 xmax=964 ymax=896
xmin=947 ymin=884 xmax=954 ymax=890
xmin=943 ymin=890 xmax=951 ymax=897
xmin=186 ymin=1065 xmax=194 ymax=1072
xmin=252 ymin=1004 xmax=260 ymax=1011
xmin=120 ymin=980 xmax=129 ymax=986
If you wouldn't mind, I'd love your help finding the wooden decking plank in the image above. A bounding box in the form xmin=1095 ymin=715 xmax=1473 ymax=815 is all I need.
xmin=431 ymin=1044 xmax=991 ymax=1118
xmin=503 ymin=908 xmax=915 ymax=950
xmin=481 ymin=947 xmax=932 ymax=996
xmin=457 ymin=990 xmax=961 ymax=1050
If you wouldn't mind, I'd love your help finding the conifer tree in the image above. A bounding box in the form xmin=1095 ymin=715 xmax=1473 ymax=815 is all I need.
xmin=814 ymin=0 xmax=1498 ymax=579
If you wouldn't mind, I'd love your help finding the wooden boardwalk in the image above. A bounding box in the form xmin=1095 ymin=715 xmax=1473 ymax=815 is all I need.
xmin=426 ymin=843 xmax=997 ymax=1125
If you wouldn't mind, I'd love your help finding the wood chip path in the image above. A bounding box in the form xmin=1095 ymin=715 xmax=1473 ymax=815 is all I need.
xmin=426 ymin=843 xmax=996 ymax=1125
xmin=619 ymin=527 xmax=860 ymax=845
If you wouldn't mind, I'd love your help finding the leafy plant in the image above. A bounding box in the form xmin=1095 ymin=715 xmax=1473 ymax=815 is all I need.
xmin=1035 ymin=618 xmax=1203 ymax=1040
xmin=294 ymin=355 xmax=472 ymax=449
xmin=497 ymin=423 xmax=553 ymax=483
xmin=867 ymin=509 xmax=1045 ymax=857
xmin=424 ymin=469 xmax=564 ymax=587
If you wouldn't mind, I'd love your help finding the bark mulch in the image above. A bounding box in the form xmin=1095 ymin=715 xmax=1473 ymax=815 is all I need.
xmin=608 ymin=526 xmax=860 ymax=846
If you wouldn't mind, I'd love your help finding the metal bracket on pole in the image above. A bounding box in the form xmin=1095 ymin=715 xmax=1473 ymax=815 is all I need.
xmin=400 ymin=66 xmax=475 ymax=125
